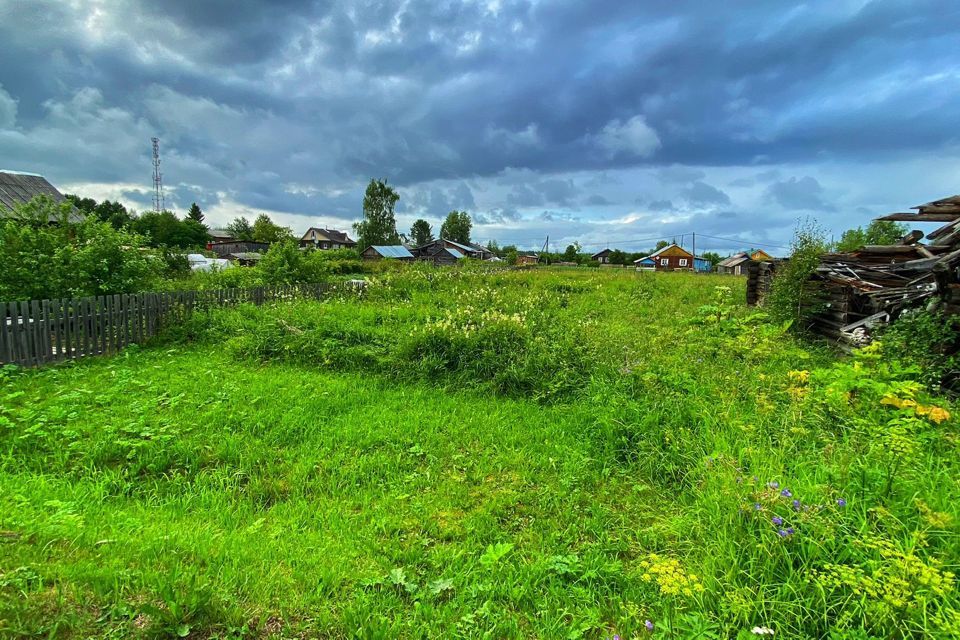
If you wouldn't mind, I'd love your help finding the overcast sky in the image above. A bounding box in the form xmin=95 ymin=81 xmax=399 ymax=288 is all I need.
xmin=2 ymin=1 xmax=959 ymax=253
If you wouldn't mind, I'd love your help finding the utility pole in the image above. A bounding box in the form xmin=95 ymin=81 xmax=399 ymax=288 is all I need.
xmin=692 ymin=232 xmax=696 ymax=271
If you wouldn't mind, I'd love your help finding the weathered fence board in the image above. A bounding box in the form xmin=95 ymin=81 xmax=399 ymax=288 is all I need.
xmin=0 ymin=284 xmax=329 ymax=368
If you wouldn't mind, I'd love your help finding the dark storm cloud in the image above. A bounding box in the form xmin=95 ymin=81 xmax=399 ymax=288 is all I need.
xmin=765 ymin=176 xmax=835 ymax=212
xmin=0 ymin=0 xmax=958 ymax=240
xmin=682 ymin=181 xmax=731 ymax=207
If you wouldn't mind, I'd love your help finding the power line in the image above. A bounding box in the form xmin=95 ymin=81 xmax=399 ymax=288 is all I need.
xmin=500 ymin=230 xmax=789 ymax=253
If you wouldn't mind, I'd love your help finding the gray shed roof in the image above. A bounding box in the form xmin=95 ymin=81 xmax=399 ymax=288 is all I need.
xmin=0 ymin=170 xmax=83 ymax=223
xmin=370 ymin=245 xmax=414 ymax=258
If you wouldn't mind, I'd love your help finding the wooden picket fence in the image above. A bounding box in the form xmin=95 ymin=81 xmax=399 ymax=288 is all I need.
xmin=0 ymin=284 xmax=328 ymax=368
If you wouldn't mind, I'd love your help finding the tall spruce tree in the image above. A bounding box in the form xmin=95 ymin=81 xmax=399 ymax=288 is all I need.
xmin=187 ymin=202 xmax=205 ymax=224
xmin=410 ymin=219 xmax=434 ymax=246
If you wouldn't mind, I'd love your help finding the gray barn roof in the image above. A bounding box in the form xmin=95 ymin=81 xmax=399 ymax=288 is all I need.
xmin=0 ymin=170 xmax=83 ymax=223
xmin=369 ymin=245 xmax=414 ymax=258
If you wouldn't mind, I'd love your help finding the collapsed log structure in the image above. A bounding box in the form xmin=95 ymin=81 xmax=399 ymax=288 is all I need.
xmin=749 ymin=195 xmax=960 ymax=349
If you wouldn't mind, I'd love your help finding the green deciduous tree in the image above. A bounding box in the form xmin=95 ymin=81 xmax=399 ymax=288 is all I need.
xmin=226 ymin=217 xmax=254 ymax=241
xmin=440 ymin=210 xmax=472 ymax=244
xmin=132 ymin=211 xmax=209 ymax=249
xmin=562 ymin=242 xmax=581 ymax=262
xmin=354 ymin=179 xmax=401 ymax=250
xmin=608 ymin=249 xmax=630 ymax=265
xmin=701 ymin=251 xmax=723 ymax=267
xmin=251 ymin=214 xmax=292 ymax=244
xmin=837 ymin=220 xmax=908 ymax=252
xmin=65 ymin=194 xmax=133 ymax=229
xmin=410 ymin=219 xmax=434 ymax=246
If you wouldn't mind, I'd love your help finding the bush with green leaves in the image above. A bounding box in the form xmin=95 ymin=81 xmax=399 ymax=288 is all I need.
xmin=766 ymin=218 xmax=831 ymax=327
xmin=879 ymin=309 xmax=960 ymax=392
xmin=0 ymin=196 xmax=162 ymax=300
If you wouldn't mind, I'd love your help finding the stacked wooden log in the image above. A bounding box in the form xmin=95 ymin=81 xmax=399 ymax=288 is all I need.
xmin=745 ymin=261 xmax=779 ymax=306
xmin=806 ymin=195 xmax=960 ymax=347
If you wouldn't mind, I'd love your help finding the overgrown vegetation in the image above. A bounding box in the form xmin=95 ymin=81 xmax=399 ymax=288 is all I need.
xmin=766 ymin=218 xmax=832 ymax=327
xmin=1 ymin=268 xmax=957 ymax=638
xmin=0 ymin=196 xmax=165 ymax=299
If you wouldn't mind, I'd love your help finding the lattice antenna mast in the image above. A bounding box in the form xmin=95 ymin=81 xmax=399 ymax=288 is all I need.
xmin=151 ymin=137 xmax=165 ymax=212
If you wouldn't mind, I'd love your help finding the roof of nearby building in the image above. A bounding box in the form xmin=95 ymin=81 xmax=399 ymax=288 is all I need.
xmin=369 ymin=245 xmax=414 ymax=258
xmin=647 ymin=243 xmax=693 ymax=258
xmin=633 ymin=256 xmax=656 ymax=264
xmin=442 ymin=247 xmax=465 ymax=259
xmin=0 ymin=170 xmax=83 ymax=222
xmin=227 ymin=252 xmax=263 ymax=261
xmin=591 ymin=248 xmax=612 ymax=258
xmin=718 ymin=252 xmax=750 ymax=267
xmin=302 ymin=227 xmax=356 ymax=244
xmin=442 ymin=238 xmax=476 ymax=253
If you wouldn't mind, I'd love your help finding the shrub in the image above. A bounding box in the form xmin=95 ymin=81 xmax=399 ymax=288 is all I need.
xmin=880 ymin=310 xmax=960 ymax=392
xmin=0 ymin=196 xmax=162 ymax=300
xmin=766 ymin=218 xmax=830 ymax=327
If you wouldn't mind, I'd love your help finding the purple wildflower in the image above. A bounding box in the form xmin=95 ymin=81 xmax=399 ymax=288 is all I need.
xmin=792 ymin=499 xmax=801 ymax=511
xmin=837 ymin=498 xmax=847 ymax=508
xmin=754 ymin=503 xmax=762 ymax=511
xmin=777 ymin=529 xmax=789 ymax=537
xmin=780 ymin=488 xmax=792 ymax=498
xmin=787 ymin=527 xmax=795 ymax=535
xmin=772 ymin=516 xmax=783 ymax=526
xmin=645 ymin=620 xmax=655 ymax=632
xmin=767 ymin=481 xmax=779 ymax=490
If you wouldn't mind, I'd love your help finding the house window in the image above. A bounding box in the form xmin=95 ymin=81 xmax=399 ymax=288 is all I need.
xmin=679 ymin=258 xmax=688 ymax=267
xmin=660 ymin=258 xmax=669 ymax=266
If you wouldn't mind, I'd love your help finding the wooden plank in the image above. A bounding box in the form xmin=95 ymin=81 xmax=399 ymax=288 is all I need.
xmin=29 ymin=300 xmax=41 ymax=364
xmin=898 ymin=230 xmax=924 ymax=245
xmin=858 ymin=245 xmax=920 ymax=255
xmin=878 ymin=212 xmax=960 ymax=222
xmin=62 ymin=299 xmax=73 ymax=361
xmin=133 ymin=294 xmax=142 ymax=344
xmin=49 ymin=299 xmax=61 ymax=362
xmin=926 ymin=217 xmax=960 ymax=241
xmin=103 ymin=295 xmax=112 ymax=354
xmin=39 ymin=300 xmax=50 ymax=363
xmin=77 ymin=298 xmax=87 ymax=358
xmin=108 ymin=295 xmax=116 ymax=353
xmin=0 ymin=302 xmax=12 ymax=365
xmin=17 ymin=301 xmax=32 ymax=367
xmin=92 ymin=296 xmax=101 ymax=355
xmin=143 ymin=294 xmax=151 ymax=340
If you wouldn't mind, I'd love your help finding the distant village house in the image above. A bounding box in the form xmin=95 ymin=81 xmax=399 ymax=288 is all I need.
xmin=717 ymin=249 xmax=773 ymax=275
xmin=634 ymin=243 xmax=695 ymax=271
xmin=300 ymin=227 xmax=357 ymax=250
xmin=591 ymin=248 xmax=613 ymax=264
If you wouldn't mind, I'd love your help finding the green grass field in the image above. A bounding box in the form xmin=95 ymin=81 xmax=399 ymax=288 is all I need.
xmin=1 ymin=267 xmax=958 ymax=639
